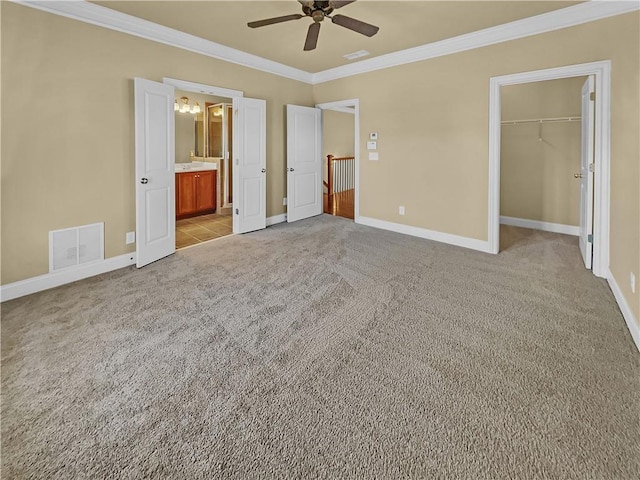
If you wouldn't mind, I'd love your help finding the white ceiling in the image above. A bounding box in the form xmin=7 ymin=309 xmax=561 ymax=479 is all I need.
xmin=92 ymin=1 xmax=582 ymax=73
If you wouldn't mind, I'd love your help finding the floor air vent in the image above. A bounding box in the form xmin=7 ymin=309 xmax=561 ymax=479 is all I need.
xmin=49 ymin=223 xmax=104 ymax=272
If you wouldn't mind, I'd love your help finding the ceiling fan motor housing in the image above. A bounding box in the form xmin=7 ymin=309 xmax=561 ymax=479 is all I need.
xmin=303 ymin=1 xmax=334 ymax=18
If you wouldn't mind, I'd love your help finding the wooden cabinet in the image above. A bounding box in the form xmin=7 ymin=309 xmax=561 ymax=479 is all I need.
xmin=176 ymin=170 xmax=216 ymax=219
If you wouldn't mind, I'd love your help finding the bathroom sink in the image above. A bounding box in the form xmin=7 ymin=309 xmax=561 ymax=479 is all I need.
xmin=175 ymin=161 xmax=217 ymax=173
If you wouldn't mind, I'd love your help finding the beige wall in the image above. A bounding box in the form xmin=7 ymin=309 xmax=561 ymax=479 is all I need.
xmin=313 ymin=12 xmax=640 ymax=322
xmin=500 ymin=77 xmax=585 ymax=226
xmin=0 ymin=2 xmax=314 ymax=284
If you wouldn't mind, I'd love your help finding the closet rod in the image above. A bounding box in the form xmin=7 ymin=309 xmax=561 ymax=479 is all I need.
xmin=501 ymin=116 xmax=581 ymax=125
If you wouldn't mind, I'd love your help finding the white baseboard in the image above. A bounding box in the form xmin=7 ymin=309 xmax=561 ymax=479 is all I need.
xmin=500 ymin=216 xmax=579 ymax=236
xmin=357 ymin=216 xmax=492 ymax=253
xmin=0 ymin=252 xmax=136 ymax=302
xmin=607 ymin=272 xmax=640 ymax=353
xmin=267 ymin=214 xmax=287 ymax=226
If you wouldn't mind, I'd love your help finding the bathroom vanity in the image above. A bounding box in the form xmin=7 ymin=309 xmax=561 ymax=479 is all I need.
xmin=175 ymin=162 xmax=217 ymax=219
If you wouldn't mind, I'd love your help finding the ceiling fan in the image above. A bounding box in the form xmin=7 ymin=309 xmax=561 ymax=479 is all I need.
xmin=248 ymin=0 xmax=379 ymax=51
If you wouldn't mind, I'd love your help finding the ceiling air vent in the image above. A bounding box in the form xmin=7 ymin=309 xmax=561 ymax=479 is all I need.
xmin=343 ymin=50 xmax=370 ymax=60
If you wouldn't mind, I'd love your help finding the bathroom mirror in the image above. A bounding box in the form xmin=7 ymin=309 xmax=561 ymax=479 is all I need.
xmin=207 ymin=104 xmax=224 ymax=158
xmin=194 ymin=112 xmax=205 ymax=157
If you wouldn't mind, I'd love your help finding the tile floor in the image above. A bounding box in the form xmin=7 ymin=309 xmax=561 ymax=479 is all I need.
xmin=176 ymin=212 xmax=233 ymax=249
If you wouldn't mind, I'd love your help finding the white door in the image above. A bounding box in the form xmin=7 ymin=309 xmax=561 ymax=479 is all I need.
xmin=233 ymin=97 xmax=267 ymax=234
xmin=134 ymin=78 xmax=175 ymax=268
xmin=579 ymin=76 xmax=595 ymax=269
xmin=286 ymin=105 xmax=322 ymax=223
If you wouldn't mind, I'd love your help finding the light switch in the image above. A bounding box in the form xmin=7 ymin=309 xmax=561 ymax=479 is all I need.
xmin=368 ymin=152 xmax=379 ymax=161
xmin=369 ymin=132 xmax=378 ymax=140
xmin=367 ymin=141 xmax=377 ymax=150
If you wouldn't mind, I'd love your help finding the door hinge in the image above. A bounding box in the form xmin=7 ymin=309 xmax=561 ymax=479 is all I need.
xmin=590 ymin=91 xmax=595 ymax=101
xmin=235 ymin=208 xmax=239 ymax=215
xmin=587 ymin=234 xmax=593 ymax=243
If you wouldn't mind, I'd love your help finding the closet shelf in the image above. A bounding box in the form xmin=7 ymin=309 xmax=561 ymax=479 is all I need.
xmin=501 ymin=116 xmax=581 ymax=125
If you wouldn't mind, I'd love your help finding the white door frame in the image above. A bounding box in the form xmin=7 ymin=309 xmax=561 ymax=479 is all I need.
xmin=488 ymin=61 xmax=611 ymax=278
xmin=162 ymin=77 xmax=243 ymax=233
xmin=315 ymin=99 xmax=360 ymax=221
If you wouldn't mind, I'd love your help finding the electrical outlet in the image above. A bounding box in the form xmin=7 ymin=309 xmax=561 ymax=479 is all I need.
xmin=126 ymin=231 xmax=135 ymax=244
xmin=283 ymin=197 xmax=287 ymax=206
xmin=631 ymin=272 xmax=636 ymax=294
xmin=399 ymin=206 xmax=405 ymax=215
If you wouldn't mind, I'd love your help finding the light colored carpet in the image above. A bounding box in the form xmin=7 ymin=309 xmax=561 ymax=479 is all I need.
xmin=2 ymin=215 xmax=638 ymax=479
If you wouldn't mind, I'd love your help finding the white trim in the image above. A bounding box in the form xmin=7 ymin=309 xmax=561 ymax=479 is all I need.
xmin=163 ymin=77 xmax=243 ymax=98
xmin=316 ymin=99 xmax=360 ymax=221
xmin=266 ymin=214 xmax=287 ymax=226
xmin=489 ymin=61 xmax=611 ymax=279
xmin=12 ymin=1 xmax=638 ymax=85
xmin=13 ymin=0 xmax=313 ymax=84
xmin=500 ymin=216 xmax=579 ymax=236
xmin=311 ymin=1 xmax=639 ymax=83
xmin=0 ymin=253 xmax=136 ymax=303
xmin=357 ymin=216 xmax=492 ymax=253
xmin=607 ymin=271 xmax=640 ymax=353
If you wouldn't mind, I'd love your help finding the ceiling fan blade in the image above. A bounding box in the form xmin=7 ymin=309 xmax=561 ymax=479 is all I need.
xmin=248 ymin=14 xmax=304 ymax=28
xmin=329 ymin=1 xmax=357 ymax=9
xmin=331 ymin=14 xmax=379 ymax=37
xmin=304 ymin=22 xmax=321 ymax=51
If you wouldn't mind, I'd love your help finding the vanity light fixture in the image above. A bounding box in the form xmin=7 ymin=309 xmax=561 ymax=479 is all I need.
xmin=175 ymin=96 xmax=200 ymax=114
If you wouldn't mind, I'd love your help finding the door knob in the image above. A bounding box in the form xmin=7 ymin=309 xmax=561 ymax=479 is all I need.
xmin=288 ymin=168 xmax=295 ymax=172
xmin=140 ymin=178 xmax=149 ymax=184
xmin=574 ymin=173 xmax=583 ymax=179
xmin=261 ymin=168 xmax=266 ymax=173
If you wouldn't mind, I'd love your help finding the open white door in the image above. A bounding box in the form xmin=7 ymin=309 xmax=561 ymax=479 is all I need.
xmin=286 ymin=105 xmax=322 ymax=223
xmin=579 ymin=76 xmax=595 ymax=269
xmin=134 ymin=78 xmax=175 ymax=268
xmin=234 ymin=97 xmax=267 ymax=234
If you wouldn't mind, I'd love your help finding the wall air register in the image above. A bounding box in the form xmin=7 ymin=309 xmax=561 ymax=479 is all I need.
xmin=49 ymin=222 xmax=104 ymax=273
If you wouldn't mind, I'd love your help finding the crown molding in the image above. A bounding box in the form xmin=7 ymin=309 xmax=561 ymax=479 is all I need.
xmin=12 ymin=1 xmax=640 ymax=86
xmin=311 ymin=1 xmax=640 ymax=83
xmin=11 ymin=0 xmax=314 ymax=84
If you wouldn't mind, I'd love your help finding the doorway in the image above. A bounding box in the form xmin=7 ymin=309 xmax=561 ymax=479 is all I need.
xmin=322 ymin=108 xmax=356 ymax=220
xmin=284 ymin=99 xmax=360 ymax=224
xmin=163 ymin=77 xmax=267 ymax=237
xmin=134 ymin=77 xmax=267 ymax=268
xmin=173 ymin=89 xmax=233 ymax=249
xmin=488 ymin=61 xmax=611 ymax=278
xmin=317 ymin=99 xmax=360 ymax=221
xmin=499 ymin=76 xmax=587 ymax=253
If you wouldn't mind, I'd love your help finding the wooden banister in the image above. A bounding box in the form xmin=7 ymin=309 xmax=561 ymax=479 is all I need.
xmin=325 ymin=154 xmax=355 ymax=217
xmin=327 ymin=154 xmax=334 ymax=199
